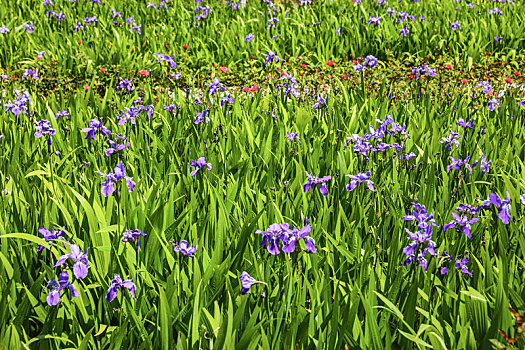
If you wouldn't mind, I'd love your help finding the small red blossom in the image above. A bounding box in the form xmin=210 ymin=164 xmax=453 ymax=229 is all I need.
xmin=183 ymin=44 xmax=189 ymax=50
xmin=138 ymin=70 xmax=149 ymax=76
xmin=83 ymin=84 xmax=90 ymax=91
xmin=77 ymin=40 xmax=82 ymax=45
xmin=342 ymin=76 xmax=348 ymax=80
xmin=409 ymin=75 xmax=414 ymax=79
xmin=513 ymin=71 xmax=520 ymax=76
xmin=165 ymin=44 xmax=169 ymax=49
xmin=445 ymin=64 xmax=452 ymax=69
xmin=100 ymin=68 xmax=107 ymax=74
xmin=251 ymin=55 xmax=254 ymax=59
xmin=505 ymin=78 xmax=512 ymax=83
xmin=352 ymin=60 xmax=358 ymax=65
xmin=326 ymin=60 xmax=334 ymax=66
xmin=219 ymin=66 xmax=228 ymax=72
xmin=250 ymin=85 xmax=258 ymax=92
xmin=301 ymin=64 xmax=306 ymax=69
xmin=461 ymin=79 xmax=468 ymax=84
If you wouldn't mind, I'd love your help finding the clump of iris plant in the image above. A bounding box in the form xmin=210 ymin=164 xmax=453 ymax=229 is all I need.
xmin=81 ymin=118 xmax=111 ymax=140
xmin=105 ymin=274 xmax=136 ymax=302
xmin=96 ymin=162 xmax=136 ymax=197
xmin=239 ymin=271 xmax=266 ymax=295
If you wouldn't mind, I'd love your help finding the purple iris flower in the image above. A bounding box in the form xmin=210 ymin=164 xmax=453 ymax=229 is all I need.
xmin=105 ymin=134 xmax=130 ymax=156
xmin=456 ymin=118 xmax=473 ymax=129
xmin=154 ymin=53 xmax=177 ymax=69
xmin=443 ymin=212 xmax=479 ymax=239
xmin=286 ymin=131 xmax=300 ymax=142
xmin=303 ymin=171 xmax=331 ymax=196
xmin=262 ymin=50 xmax=280 ymax=66
xmin=281 ymin=225 xmax=316 ymax=253
xmin=207 ymin=77 xmax=225 ymax=95
xmin=81 ymin=118 xmax=111 ymax=140
xmin=4 ymin=91 xmax=31 ymax=117
xmin=399 ymin=25 xmax=409 ymax=37
xmin=439 ymin=130 xmax=461 ymax=150
xmin=495 ymin=36 xmax=502 ymax=42
xmin=244 ymin=33 xmax=254 ymax=42
xmin=487 ymin=98 xmax=500 ymax=111
xmin=117 ymin=78 xmax=134 ymax=92
xmin=489 ymin=191 xmax=511 ymax=224
xmin=34 ymin=119 xmax=56 ymax=138
xmin=122 ymin=229 xmax=147 ymax=248
xmin=44 ymin=271 xmax=80 ymax=306
xmin=346 ymin=171 xmax=376 ymax=192
xmin=37 ymin=227 xmax=66 ymax=252
xmin=105 ymin=274 xmax=136 ymax=302
xmin=518 ymin=100 xmax=525 ymax=107
xmin=55 ymin=244 xmax=90 ymax=279
xmin=220 ymin=94 xmax=235 ymax=107
xmin=24 ymin=22 xmax=35 ymax=33
xmin=74 ymin=22 xmax=84 ymax=31
xmin=0 ymin=25 xmax=9 ymax=34
xmin=239 ymin=271 xmax=266 ymax=295
xmin=450 ymin=21 xmax=461 ymax=30
xmin=355 ymin=56 xmax=379 ymax=72
xmin=367 ymin=15 xmax=381 ymax=26
xmin=312 ymin=96 xmax=328 ymax=109
xmin=402 ymin=228 xmax=436 ymax=270
xmin=22 ymin=69 xmax=39 ymax=80
xmin=194 ymin=109 xmax=210 ymax=124
xmin=403 ymin=203 xmax=440 ymax=230
xmin=476 ymin=81 xmax=492 ymax=93
xmin=488 ymin=8 xmax=503 ymax=16
xmin=95 ymin=162 xmax=136 ymax=197
xmin=455 ymin=256 xmax=472 ymax=277
xmin=190 ymin=157 xmax=212 ymax=176
xmin=335 ymin=27 xmax=341 ymax=34
xmin=55 ymin=109 xmax=70 ymax=119
xmin=447 ymin=156 xmax=473 ymax=174
xmin=256 ymin=223 xmax=289 ymax=255
xmin=173 ymin=240 xmax=197 ymax=257
xmin=476 ymin=155 xmax=492 ymax=174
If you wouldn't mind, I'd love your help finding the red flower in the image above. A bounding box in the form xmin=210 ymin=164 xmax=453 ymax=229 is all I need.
xmin=326 ymin=60 xmax=334 ymax=66
xmin=138 ymin=69 xmax=149 ymax=76
xmin=352 ymin=60 xmax=358 ymax=65
xmin=251 ymin=55 xmax=254 ymax=59
xmin=83 ymin=84 xmax=90 ymax=91
xmin=461 ymin=79 xmax=468 ymax=84
xmin=301 ymin=64 xmax=306 ymax=69
xmin=514 ymin=71 xmax=520 ymax=76
xmin=219 ymin=66 xmax=228 ymax=72
xmin=250 ymin=85 xmax=258 ymax=92
xmin=409 ymin=75 xmax=414 ymax=79
xmin=342 ymin=76 xmax=348 ymax=80
xmin=100 ymin=68 xmax=107 ymax=74
xmin=242 ymin=87 xmax=250 ymax=92
xmin=12 ymin=76 xmax=16 ymax=81
xmin=183 ymin=44 xmax=189 ymax=50
xmin=445 ymin=64 xmax=452 ymax=69
xmin=77 ymin=40 xmax=82 ymax=45
xmin=505 ymin=78 xmax=512 ymax=83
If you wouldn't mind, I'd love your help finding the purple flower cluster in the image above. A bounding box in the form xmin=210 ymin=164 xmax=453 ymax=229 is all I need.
xmin=344 ymin=115 xmax=411 ymax=160
xmin=173 ymin=240 xmax=197 ymax=257
xmin=402 ymin=203 xmax=439 ymax=270
xmin=346 ymin=171 xmax=376 ymax=192
xmin=256 ymin=223 xmax=316 ymax=255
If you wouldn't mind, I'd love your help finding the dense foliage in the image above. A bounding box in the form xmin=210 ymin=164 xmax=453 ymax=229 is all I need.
xmin=1 ymin=0 xmax=524 ymax=349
